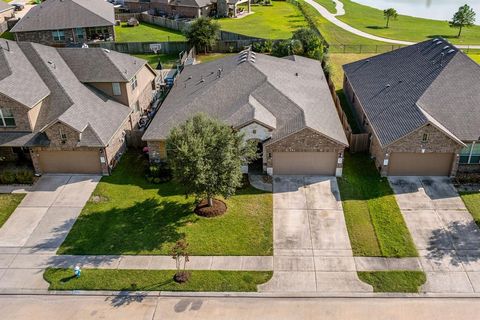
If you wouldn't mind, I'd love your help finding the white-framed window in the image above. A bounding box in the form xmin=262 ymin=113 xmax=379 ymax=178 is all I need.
xmin=130 ymin=75 xmax=138 ymax=91
xmin=59 ymin=128 xmax=67 ymax=142
xmin=421 ymin=133 xmax=429 ymax=143
xmin=460 ymin=142 xmax=480 ymax=165
xmin=75 ymin=28 xmax=85 ymax=41
xmin=0 ymin=108 xmax=15 ymax=127
xmin=112 ymin=82 xmax=121 ymax=96
xmin=52 ymin=30 xmax=65 ymax=41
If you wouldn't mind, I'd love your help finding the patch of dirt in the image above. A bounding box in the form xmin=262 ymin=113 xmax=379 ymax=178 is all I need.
xmin=90 ymin=195 xmax=108 ymax=203
xmin=194 ymin=198 xmax=227 ymax=217
xmin=173 ymin=271 xmax=191 ymax=283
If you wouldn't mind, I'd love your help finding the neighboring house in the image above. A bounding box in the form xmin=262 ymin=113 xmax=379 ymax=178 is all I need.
xmin=0 ymin=0 xmax=14 ymax=34
xmin=143 ymin=49 xmax=348 ymax=176
xmin=0 ymin=40 xmax=157 ymax=175
xmin=124 ymin=0 xmax=250 ymax=19
xmin=10 ymin=0 xmax=116 ymax=46
xmin=343 ymin=38 xmax=480 ymax=177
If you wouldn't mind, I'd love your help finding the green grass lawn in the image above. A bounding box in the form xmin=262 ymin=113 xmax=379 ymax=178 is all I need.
xmin=0 ymin=31 xmax=14 ymax=41
xmin=468 ymin=54 xmax=480 ymax=64
xmin=132 ymin=53 xmax=179 ymax=69
xmin=196 ymin=53 xmax=236 ymax=64
xmin=338 ymin=153 xmax=418 ymax=257
xmin=115 ymin=22 xmax=186 ymax=42
xmin=336 ymin=0 xmax=480 ymax=45
xmin=44 ymin=268 xmax=272 ymax=292
xmin=218 ymin=2 xmax=308 ymax=39
xmin=58 ymin=152 xmax=273 ymax=256
xmin=460 ymin=192 xmax=480 ymax=227
xmin=0 ymin=194 xmax=24 ymax=228
xmin=313 ymin=0 xmax=337 ymax=13
xmin=358 ymin=271 xmax=426 ymax=293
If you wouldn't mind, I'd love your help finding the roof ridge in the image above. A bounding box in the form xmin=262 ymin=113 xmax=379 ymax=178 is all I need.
xmin=99 ymin=48 xmax=130 ymax=81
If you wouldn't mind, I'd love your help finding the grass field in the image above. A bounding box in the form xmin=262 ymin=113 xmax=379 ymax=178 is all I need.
xmin=338 ymin=153 xmax=418 ymax=257
xmin=468 ymin=54 xmax=480 ymax=64
xmin=58 ymin=152 xmax=273 ymax=256
xmin=358 ymin=271 xmax=426 ymax=293
xmin=115 ymin=22 xmax=186 ymax=42
xmin=218 ymin=2 xmax=308 ymax=39
xmin=460 ymin=192 xmax=480 ymax=227
xmin=314 ymin=0 xmax=337 ymax=13
xmin=132 ymin=53 xmax=179 ymax=69
xmin=336 ymin=0 xmax=480 ymax=45
xmin=0 ymin=194 xmax=24 ymax=229
xmin=44 ymin=268 xmax=272 ymax=292
xmin=196 ymin=53 xmax=236 ymax=64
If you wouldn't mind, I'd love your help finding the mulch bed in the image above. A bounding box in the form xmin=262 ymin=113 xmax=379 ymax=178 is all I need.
xmin=194 ymin=198 xmax=227 ymax=217
xmin=173 ymin=271 xmax=191 ymax=283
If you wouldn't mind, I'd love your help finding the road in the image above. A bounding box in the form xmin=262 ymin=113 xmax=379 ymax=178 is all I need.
xmin=1 ymin=295 xmax=480 ymax=319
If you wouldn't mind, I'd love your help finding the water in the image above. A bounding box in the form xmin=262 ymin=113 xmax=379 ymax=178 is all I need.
xmin=352 ymin=0 xmax=480 ymax=22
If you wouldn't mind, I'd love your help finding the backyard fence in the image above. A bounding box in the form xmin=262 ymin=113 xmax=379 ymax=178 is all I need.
xmin=328 ymin=44 xmax=407 ymax=54
xmin=88 ymin=41 xmax=189 ymax=54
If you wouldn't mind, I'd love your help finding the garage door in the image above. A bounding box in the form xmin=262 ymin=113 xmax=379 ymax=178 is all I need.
xmin=273 ymin=152 xmax=337 ymax=175
xmin=388 ymin=152 xmax=454 ymax=176
xmin=38 ymin=150 xmax=102 ymax=174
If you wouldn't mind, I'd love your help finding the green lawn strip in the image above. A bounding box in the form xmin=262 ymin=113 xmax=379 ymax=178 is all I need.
xmin=58 ymin=152 xmax=273 ymax=256
xmin=338 ymin=153 xmax=417 ymax=257
xmin=132 ymin=53 xmax=179 ymax=69
xmin=218 ymin=2 xmax=308 ymax=39
xmin=0 ymin=31 xmax=14 ymax=41
xmin=0 ymin=194 xmax=25 ymax=228
xmin=313 ymin=0 xmax=337 ymax=14
xmin=460 ymin=192 xmax=480 ymax=226
xmin=358 ymin=271 xmax=426 ymax=293
xmin=114 ymin=22 xmax=186 ymax=42
xmin=468 ymin=54 xmax=480 ymax=64
xmin=196 ymin=53 xmax=236 ymax=64
xmin=44 ymin=268 xmax=272 ymax=292
xmin=337 ymin=0 xmax=480 ymax=45
xmin=299 ymin=0 xmax=386 ymax=48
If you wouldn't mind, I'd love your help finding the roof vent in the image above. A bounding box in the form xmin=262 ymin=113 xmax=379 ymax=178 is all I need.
xmin=200 ymin=76 xmax=205 ymax=83
xmin=442 ymin=45 xmax=450 ymax=50
xmin=103 ymin=49 xmax=110 ymax=53
xmin=295 ymin=72 xmax=299 ymax=77
xmin=432 ymin=38 xmax=439 ymax=42
xmin=447 ymin=49 xmax=456 ymax=54
xmin=47 ymin=61 xmax=56 ymax=69
xmin=435 ymin=41 xmax=443 ymax=45
xmin=386 ymin=84 xmax=391 ymax=88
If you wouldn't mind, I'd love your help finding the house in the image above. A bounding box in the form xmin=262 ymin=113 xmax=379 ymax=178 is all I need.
xmin=0 ymin=40 xmax=157 ymax=175
xmin=0 ymin=0 xmax=14 ymax=34
xmin=10 ymin=0 xmax=116 ymax=46
xmin=143 ymin=49 xmax=348 ymax=176
xmin=124 ymin=0 xmax=250 ymax=19
xmin=343 ymin=38 xmax=480 ymax=177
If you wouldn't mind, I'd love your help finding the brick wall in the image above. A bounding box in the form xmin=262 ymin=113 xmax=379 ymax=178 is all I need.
xmin=14 ymin=26 xmax=114 ymax=46
xmin=147 ymin=140 xmax=166 ymax=162
xmin=0 ymin=93 xmax=33 ymax=132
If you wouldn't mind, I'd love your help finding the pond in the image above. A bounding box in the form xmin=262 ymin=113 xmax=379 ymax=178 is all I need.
xmin=352 ymin=0 xmax=480 ymax=22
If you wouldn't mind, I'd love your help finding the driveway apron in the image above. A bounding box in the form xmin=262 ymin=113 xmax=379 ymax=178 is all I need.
xmin=389 ymin=176 xmax=480 ymax=293
xmin=259 ymin=176 xmax=372 ymax=293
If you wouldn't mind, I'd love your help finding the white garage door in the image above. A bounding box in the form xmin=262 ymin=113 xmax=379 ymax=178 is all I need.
xmin=273 ymin=152 xmax=337 ymax=175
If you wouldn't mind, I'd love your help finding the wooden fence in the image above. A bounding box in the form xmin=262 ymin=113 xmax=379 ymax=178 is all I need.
xmin=88 ymin=41 xmax=189 ymax=54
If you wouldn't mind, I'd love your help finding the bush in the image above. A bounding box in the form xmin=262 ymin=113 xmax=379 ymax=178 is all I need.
xmin=145 ymin=162 xmax=172 ymax=184
xmin=0 ymin=170 xmax=16 ymax=184
xmin=15 ymin=170 xmax=34 ymax=184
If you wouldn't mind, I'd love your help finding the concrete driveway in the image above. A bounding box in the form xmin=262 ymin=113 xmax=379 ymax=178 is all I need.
xmin=0 ymin=175 xmax=100 ymax=291
xmin=259 ymin=176 xmax=372 ymax=293
xmin=389 ymin=176 xmax=480 ymax=293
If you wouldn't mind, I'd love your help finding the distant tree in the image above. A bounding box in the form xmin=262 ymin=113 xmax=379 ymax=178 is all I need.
xmin=383 ymin=8 xmax=398 ymax=28
xmin=166 ymin=114 xmax=257 ymax=209
xmin=183 ymin=17 xmax=220 ymax=54
xmin=292 ymin=28 xmax=324 ymax=60
xmin=449 ymin=4 xmax=476 ymax=38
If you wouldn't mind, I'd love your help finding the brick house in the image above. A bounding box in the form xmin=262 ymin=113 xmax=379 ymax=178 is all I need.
xmin=0 ymin=40 xmax=157 ymax=175
xmin=143 ymin=49 xmax=348 ymax=176
xmin=343 ymin=38 xmax=480 ymax=177
xmin=10 ymin=0 xmax=116 ymax=47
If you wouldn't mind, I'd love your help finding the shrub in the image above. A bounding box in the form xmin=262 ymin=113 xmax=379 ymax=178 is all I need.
xmin=15 ymin=170 xmax=34 ymax=184
xmin=145 ymin=162 xmax=172 ymax=184
xmin=0 ymin=170 xmax=16 ymax=184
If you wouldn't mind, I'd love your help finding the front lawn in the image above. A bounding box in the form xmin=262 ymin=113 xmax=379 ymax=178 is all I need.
xmin=460 ymin=192 xmax=480 ymax=227
xmin=218 ymin=2 xmax=308 ymax=39
xmin=337 ymin=0 xmax=480 ymax=45
xmin=44 ymin=268 xmax=272 ymax=292
xmin=338 ymin=153 xmax=418 ymax=257
xmin=0 ymin=194 xmax=25 ymax=228
xmin=358 ymin=271 xmax=426 ymax=293
xmin=58 ymin=152 xmax=273 ymax=256
xmin=115 ymin=22 xmax=186 ymax=42
xmin=468 ymin=54 xmax=480 ymax=64
xmin=132 ymin=53 xmax=179 ymax=69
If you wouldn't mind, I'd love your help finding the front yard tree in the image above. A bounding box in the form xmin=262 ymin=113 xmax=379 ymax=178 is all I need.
xmin=450 ymin=5 xmax=476 ymax=38
xmin=183 ymin=17 xmax=220 ymax=54
xmin=166 ymin=114 xmax=257 ymax=213
xmin=383 ymin=8 xmax=398 ymax=28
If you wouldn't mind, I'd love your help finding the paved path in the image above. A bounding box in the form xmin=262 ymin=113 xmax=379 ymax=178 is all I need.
xmin=306 ymin=0 xmax=480 ymax=49
xmin=259 ymin=175 xmax=372 ymax=293
xmin=2 ymin=295 xmax=480 ymax=320
xmin=389 ymin=176 xmax=480 ymax=293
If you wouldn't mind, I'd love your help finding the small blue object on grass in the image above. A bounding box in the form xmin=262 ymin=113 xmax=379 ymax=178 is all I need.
xmin=74 ymin=266 xmax=81 ymax=278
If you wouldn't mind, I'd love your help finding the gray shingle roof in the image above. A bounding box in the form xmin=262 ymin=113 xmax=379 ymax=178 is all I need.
xmin=343 ymin=38 xmax=480 ymax=146
xmin=11 ymin=0 xmax=115 ymax=33
xmin=58 ymin=48 xmax=148 ymax=82
xmin=143 ymin=51 xmax=348 ymax=146
xmin=170 ymin=0 xmax=212 ymax=8
xmin=0 ymin=132 xmax=49 ymax=147
xmin=0 ymin=1 xmax=13 ymax=13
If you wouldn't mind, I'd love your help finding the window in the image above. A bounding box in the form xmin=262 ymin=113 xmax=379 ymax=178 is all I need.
xmin=52 ymin=30 xmax=65 ymax=41
xmin=421 ymin=133 xmax=429 ymax=143
xmin=130 ymin=75 xmax=138 ymax=91
xmin=75 ymin=28 xmax=85 ymax=41
xmin=0 ymin=108 xmax=15 ymax=127
xmin=252 ymin=129 xmax=257 ymax=134
xmin=460 ymin=142 xmax=480 ymax=164
xmin=59 ymin=128 xmax=67 ymax=142
xmin=112 ymin=82 xmax=121 ymax=96
xmin=134 ymin=101 xmax=140 ymax=112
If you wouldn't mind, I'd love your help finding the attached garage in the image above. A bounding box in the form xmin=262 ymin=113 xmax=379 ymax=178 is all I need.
xmin=388 ymin=152 xmax=454 ymax=176
xmin=273 ymin=152 xmax=337 ymax=175
xmin=37 ymin=150 xmax=102 ymax=174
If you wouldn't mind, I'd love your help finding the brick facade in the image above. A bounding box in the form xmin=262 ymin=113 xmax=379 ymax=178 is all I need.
xmin=125 ymin=1 xmax=211 ymax=18
xmin=0 ymin=93 xmax=33 ymax=132
xmin=147 ymin=140 xmax=166 ymax=162
xmin=14 ymin=26 xmax=115 ymax=47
